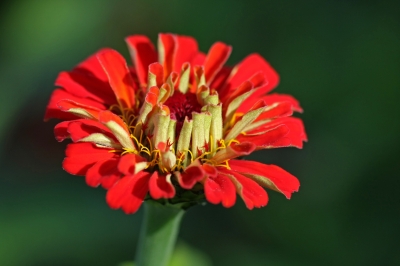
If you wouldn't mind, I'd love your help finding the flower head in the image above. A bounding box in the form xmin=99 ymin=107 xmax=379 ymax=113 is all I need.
xmin=45 ymin=33 xmax=307 ymax=214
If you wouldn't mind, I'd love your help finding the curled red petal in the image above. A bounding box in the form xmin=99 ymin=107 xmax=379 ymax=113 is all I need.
xmin=204 ymin=173 xmax=236 ymax=208
xmin=147 ymin=86 xmax=160 ymax=105
xmin=106 ymin=171 xmax=151 ymax=214
xmin=98 ymin=110 xmax=131 ymax=136
xmin=148 ymin=62 xmax=164 ymax=88
xmin=54 ymin=121 xmax=71 ymax=142
xmin=248 ymin=71 xmax=268 ymax=88
xmin=85 ymin=158 xmax=120 ymax=189
xmin=241 ymin=117 xmax=307 ymax=148
xmin=219 ymin=168 xmax=268 ymax=210
xmin=118 ymin=153 xmax=148 ymax=176
xmin=193 ymin=66 xmax=205 ymax=93
xmin=149 ymin=172 xmax=175 ymax=199
xmin=57 ymin=99 xmax=103 ymax=120
xmin=175 ymin=164 xmax=205 ymax=189
xmin=238 ymin=92 xmax=303 ymax=114
xmin=44 ymin=89 xmax=106 ymax=121
xmin=258 ymin=93 xmax=303 ymax=113
xmin=54 ymin=119 xmax=112 ymax=142
xmin=188 ymin=53 xmax=207 ymax=91
xmin=255 ymin=101 xmax=294 ymax=121
xmin=67 ymin=119 xmax=114 ymax=142
xmin=125 ymin=35 xmax=157 ymax=86
xmin=63 ymin=143 xmax=116 ymax=176
xmin=202 ymin=164 xmax=218 ymax=178
xmin=212 ymin=142 xmax=256 ymax=164
xmin=248 ymin=98 xmax=267 ymax=111
xmin=98 ymin=110 xmax=136 ymax=150
xmin=229 ymin=160 xmax=300 ymax=199
xmin=237 ymin=124 xmax=290 ymax=148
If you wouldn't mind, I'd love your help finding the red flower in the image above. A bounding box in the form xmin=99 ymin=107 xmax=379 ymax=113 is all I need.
xmin=45 ymin=33 xmax=307 ymax=214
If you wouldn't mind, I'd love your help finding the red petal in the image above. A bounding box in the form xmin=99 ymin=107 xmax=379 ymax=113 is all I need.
xmin=248 ymin=71 xmax=268 ymax=88
xmin=173 ymin=35 xmax=199 ymax=73
xmin=44 ymin=89 xmax=106 ymax=121
xmin=85 ymin=158 xmax=120 ymax=189
xmin=188 ymin=53 xmax=207 ymax=91
xmin=149 ymin=172 xmax=175 ymax=199
xmin=97 ymin=49 xmax=136 ymax=110
xmin=204 ymin=173 xmax=236 ymax=208
xmin=248 ymin=98 xmax=267 ymax=111
xmin=254 ymin=101 xmax=293 ymax=121
xmin=229 ymin=160 xmax=300 ymax=199
xmin=238 ymin=93 xmax=303 ymax=114
xmin=98 ymin=110 xmax=130 ymax=135
xmin=219 ymin=168 xmax=268 ymax=209
xmin=54 ymin=121 xmax=71 ymax=142
xmin=222 ymin=81 xmax=254 ymax=113
xmin=63 ymin=143 xmax=116 ymax=175
xmin=193 ymin=66 xmax=205 ymax=93
xmin=98 ymin=110 xmax=135 ymax=150
xmin=210 ymin=66 xmax=232 ymax=91
xmin=118 ymin=154 xmax=148 ymax=176
xmin=202 ymin=164 xmax=218 ymax=178
xmin=57 ymin=99 xmax=103 ymax=119
xmin=204 ymin=42 xmax=232 ymax=85
xmin=212 ymin=142 xmax=256 ymax=163
xmin=141 ymin=86 xmax=159 ymax=108
xmin=67 ymin=119 xmax=115 ymax=142
xmin=58 ymin=49 xmax=115 ymax=105
xmin=221 ymin=54 xmax=279 ymax=99
xmin=106 ymin=171 xmax=151 ymax=214
xmin=242 ymin=117 xmax=307 ymax=148
xmin=237 ymin=124 xmax=290 ymax=148
xmin=74 ymin=48 xmax=110 ymax=82
xmin=258 ymin=93 xmax=303 ymax=113
xmin=158 ymin=33 xmax=176 ymax=80
xmin=190 ymin=52 xmax=206 ymax=66
xmin=55 ymin=71 xmax=116 ymax=106
xmin=148 ymin=62 xmax=164 ymax=88
xmin=175 ymin=164 xmax=205 ymax=189
xmin=54 ymin=119 xmax=112 ymax=142
xmin=125 ymin=35 xmax=157 ymax=86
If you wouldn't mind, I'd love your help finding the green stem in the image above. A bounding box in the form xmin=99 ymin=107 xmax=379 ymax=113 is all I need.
xmin=135 ymin=201 xmax=185 ymax=266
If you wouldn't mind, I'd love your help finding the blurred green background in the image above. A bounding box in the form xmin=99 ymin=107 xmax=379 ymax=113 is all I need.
xmin=1 ymin=0 xmax=399 ymax=265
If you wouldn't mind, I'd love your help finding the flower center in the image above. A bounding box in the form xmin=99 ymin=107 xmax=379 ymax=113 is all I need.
xmin=164 ymin=91 xmax=202 ymax=136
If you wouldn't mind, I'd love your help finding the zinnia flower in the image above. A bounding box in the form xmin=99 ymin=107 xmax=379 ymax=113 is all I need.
xmin=45 ymin=33 xmax=307 ymax=214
